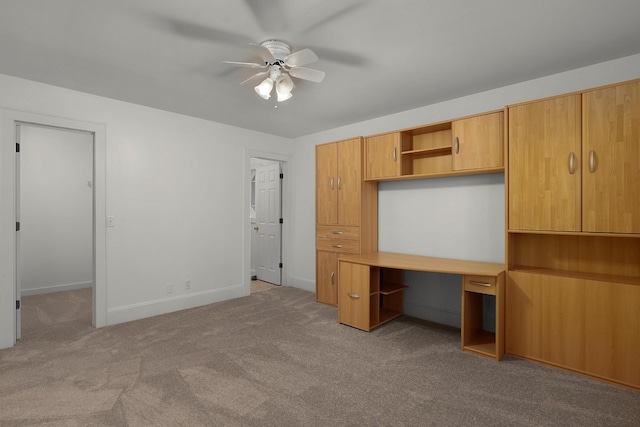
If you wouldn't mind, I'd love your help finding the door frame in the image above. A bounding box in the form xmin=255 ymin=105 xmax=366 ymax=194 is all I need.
xmin=0 ymin=110 xmax=107 ymax=349
xmin=243 ymin=149 xmax=291 ymax=295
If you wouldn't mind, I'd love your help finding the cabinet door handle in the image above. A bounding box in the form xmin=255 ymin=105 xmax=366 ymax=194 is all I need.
xmin=589 ymin=150 xmax=595 ymax=173
xmin=469 ymin=281 xmax=492 ymax=287
xmin=337 ymin=177 xmax=342 ymax=190
xmin=347 ymin=293 xmax=361 ymax=299
xmin=454 ymin=136 xmax=460 ymax=154
xmin=331 ymin=230 xmax=343 ymax=235
xmin=330 ymin=272 xmax=335 ymax=285
xmin=393 ymin=146 xmax=397 ymax=162
xmin=330 ymin=177 xmax=334 ymax=190
xmin=331 ymin=244 xmax=343 ymax=248
xmin=568 ymin=152 xmax=575 ymax=174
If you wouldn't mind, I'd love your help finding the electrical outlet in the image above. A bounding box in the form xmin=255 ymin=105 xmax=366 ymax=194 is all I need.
xmin=166 ymin=284 xmax=173 ymax=294
xmin=185 ymin=280 xmax=191 ymax=291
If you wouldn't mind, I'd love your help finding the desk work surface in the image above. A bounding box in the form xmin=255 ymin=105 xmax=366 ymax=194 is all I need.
xmin=338 ymin=251 xmax=505 ymax=277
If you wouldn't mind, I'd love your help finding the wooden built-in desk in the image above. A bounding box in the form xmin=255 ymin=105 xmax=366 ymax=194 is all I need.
xmin=338 ymin=251 xmax=505 ymax=360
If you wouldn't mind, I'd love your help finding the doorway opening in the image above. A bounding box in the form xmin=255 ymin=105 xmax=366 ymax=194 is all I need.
xmin=250 ymin=158 xmax=283 ymax=287
xmin=244 ymin=149 xmax=291 ymax=296
xmin=16 ymin=123 xmax=94 ymax=340
xmin=0 ymin=109 xmax=106 ymax=349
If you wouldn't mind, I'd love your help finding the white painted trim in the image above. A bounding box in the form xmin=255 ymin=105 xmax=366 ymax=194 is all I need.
xmin=20 ymin=281 xmax=93 ymax=297
xmin=0 ymin=109 xmax=107 ymax=349
xmin=288 ymin=275 xmax=314 ymax=293
xmin=107 ymin=284 xmax=245 ymax=325
xmin=243 ymin=149 xmax=293 ymax=295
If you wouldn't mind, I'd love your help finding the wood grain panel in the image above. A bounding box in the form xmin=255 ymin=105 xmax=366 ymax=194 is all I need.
xmin=316 ymin=251 xmax=338 ymax=306
xmin=337 ymin=137 xmax=362 ymax=226
xmin=507 ymin=271 xmax=640 ymax=389
xmin=315 ymin=142 xmax=337 ymax=225
xmin=338 ymin=261 xmax=371 ymax=331
xmin=364 ymin=132 xmax=400 ymax=179
xmin=453 ymin=111 xmax=504 ymax=171
xmin=583 ymin=80 xmax=640 ymax=233
xmin=508 ymin=95 xmax=582 ymax=231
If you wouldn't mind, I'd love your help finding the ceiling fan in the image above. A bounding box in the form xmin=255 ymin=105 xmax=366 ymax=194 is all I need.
xmin=224 ymin=39 xmax=326 ymax=102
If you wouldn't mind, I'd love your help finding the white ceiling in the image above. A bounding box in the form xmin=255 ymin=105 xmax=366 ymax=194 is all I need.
xmin=1 ymin=0 xmax=640 ymax=138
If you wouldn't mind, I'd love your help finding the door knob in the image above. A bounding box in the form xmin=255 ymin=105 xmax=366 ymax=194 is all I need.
xmin=254 ymin=226 xmax=259 ymax=231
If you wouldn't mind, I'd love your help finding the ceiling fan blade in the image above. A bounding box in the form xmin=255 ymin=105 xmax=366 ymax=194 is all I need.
xmin=298 ymin=1 xmax=368 ymax=34
xmin=223 ymin=61 xmax=267 ymax=69
xmin=284 ymin=49 xmax=319 ymax=67
xmin=165 ymin=18 xmax=253 ymax=45
xmin=244 ymin=0 xmax=287 ymax=33
xmin=288 ymin=67 xmax=326 ymax=83
xmin=239 ymin=71 xmax=269 ymax=85
xmin=305 ymin=45 xmax=370 ymax=67
xmin=249 ymin=44 xmax=276 ymax=64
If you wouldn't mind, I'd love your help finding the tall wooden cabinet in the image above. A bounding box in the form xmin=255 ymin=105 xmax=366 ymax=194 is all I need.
xmin=506 ymin=79 xmax=640 ymax=391
xmin=315 ymin=137 xmax=377 ymax=306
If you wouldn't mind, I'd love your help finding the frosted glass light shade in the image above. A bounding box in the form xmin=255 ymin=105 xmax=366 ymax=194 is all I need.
xmin=255 ymin=78 xmax=274 ymax=99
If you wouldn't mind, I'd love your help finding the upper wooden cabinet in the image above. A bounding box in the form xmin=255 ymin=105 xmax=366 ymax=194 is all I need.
xmin=316 ymin=137 xmax=363 ymax=226
xmin=452 ymin=111 xmax=504 ymax=171
xmin=508 ymin=94 xmax=582 ymax=232
xmin=508 ymin=80 xmax=640 ymax=234
xmin=582 ymin=81 xmax=640 ymax=233
xmin=363 ymin=132 xmax=401 ymax=180
xmin=364 ymin=111 xmax=504 ymax=181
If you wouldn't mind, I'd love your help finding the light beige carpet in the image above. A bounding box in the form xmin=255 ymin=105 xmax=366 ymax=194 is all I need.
xmin=1 ymin=287 xmax=639 ymax=426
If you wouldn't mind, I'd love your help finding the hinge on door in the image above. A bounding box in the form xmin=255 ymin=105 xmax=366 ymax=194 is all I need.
xmin=16 ymin=222 xmax=20 ymax=231
xmin=279 ymin=218 xmax=283 ymax=224
xmin=279 ymin=173 xmax=283 ymax=179
xmin=16 ymin=300 xmax=20 ymax=310
xmin=16 ymin=142 xmax=20 ymax=153
xmin=279 ymin=262 xmax=283 ymax=269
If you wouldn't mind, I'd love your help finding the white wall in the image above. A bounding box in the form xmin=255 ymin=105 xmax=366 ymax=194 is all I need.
xmin=19 ymin=124 xmax=93 ymax=295
xmin=0 ymin=73 xmax=293 ymax=348
xmin=290 ymin=53 xmax=640 ymax=325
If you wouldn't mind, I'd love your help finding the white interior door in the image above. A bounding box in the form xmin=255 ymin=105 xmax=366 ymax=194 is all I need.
xmin=255 ymin=162 xmax=281 ymax=285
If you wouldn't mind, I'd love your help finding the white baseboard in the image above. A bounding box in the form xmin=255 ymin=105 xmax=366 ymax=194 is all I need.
xmin=287 ymin=275 xmax=315 ymax=293
xmin=107 ymin=284 xmax=246 ymax=326
xmin=21 ymin=281 xmax=93 ymax=297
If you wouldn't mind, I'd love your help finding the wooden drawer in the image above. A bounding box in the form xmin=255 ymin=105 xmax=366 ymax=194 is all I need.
xmin=463 ymin=275 xmax=497 ymax=295
xmin=316 ymin=238 xmax=360 ymax=254
xmin=316 ymin=225 xmax=360 ymax=240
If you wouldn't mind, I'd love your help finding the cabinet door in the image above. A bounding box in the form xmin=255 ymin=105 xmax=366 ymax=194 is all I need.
xmin=337 ymin=138 xmax=362 ymax=226
xmin=364 ymin=133 xmax=400 ymax=180
xmin=583 ymin=81 xmax=640 ymax=233
xmin=338 ymin=261 xmax=371 ymax=331
xmin=316 ymin=251 xmax=338 ymax=306
xmin=452 ymin=112 xmax=504 ymax=171
xmin=508 ymin=95 xmax=582 ymax=231
xmin=507 ymin=271 xmax=640 ymax=388
xmin=315 ymin=142 xmax=338 ymax=225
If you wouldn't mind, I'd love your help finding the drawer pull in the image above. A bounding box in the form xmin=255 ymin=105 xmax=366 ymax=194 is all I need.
xmin=568 ymin=152 xmax=575 ymax=174
xmin=331 ymin=230 xmax=343 ymax=235
xmin=347 ymin=293 xmax=361 ymax=299
xmin=331 ymin=244 xmax=343 ymax=248
xmin=469 ymin=281 xmax=492 ymax=287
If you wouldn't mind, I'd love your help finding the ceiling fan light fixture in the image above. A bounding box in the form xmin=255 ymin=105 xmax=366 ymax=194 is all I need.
xmin=275 ymin=74 xmax=294 ymax=102
xmin=254 ymin=77 xmax=274 ymax=99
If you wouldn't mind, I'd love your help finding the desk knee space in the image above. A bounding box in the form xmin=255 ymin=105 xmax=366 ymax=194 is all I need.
xmin=337 ymin=252 xmax=505 ymax=361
